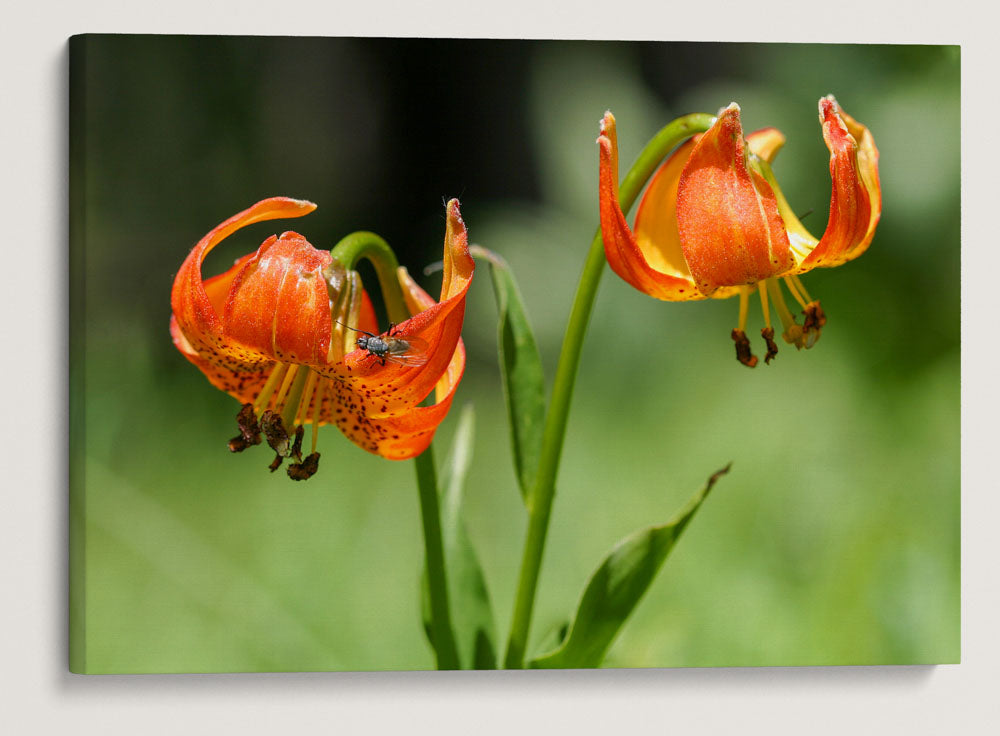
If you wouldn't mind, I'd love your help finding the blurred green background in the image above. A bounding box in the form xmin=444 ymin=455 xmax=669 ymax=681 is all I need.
xmin=69 ymin=37 xmax=959 ymax=672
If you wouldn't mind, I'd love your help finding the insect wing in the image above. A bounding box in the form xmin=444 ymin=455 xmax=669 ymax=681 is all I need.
xmin=383 ymin=335 xmax=430 ymax=367
xmin=383 ymin=353 xmax=429 ymax=367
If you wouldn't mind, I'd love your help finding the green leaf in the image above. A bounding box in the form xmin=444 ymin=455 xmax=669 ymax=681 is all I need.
xmin=528 ymin=465 xmax=730 ymax=669
xmin=421 ymin=405 xmax=498 ymax=668
xmin=470 ymin=245 xmax=546 ymax=505
xmin=534 ymin=619 xmax=571 ymax=658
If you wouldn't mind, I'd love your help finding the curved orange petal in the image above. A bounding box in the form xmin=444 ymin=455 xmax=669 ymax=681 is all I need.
xmin=632 ymin=138 xmax=698 ymax=286
xmin=171 ymin=197 xmax=473 ymax=465
xmin=221 ymin=232 xmax=334 ymax=365
xmin=797 ymin=96 xmax=881 ymax=270
xmin=357 ymin=288 xmax=379 ymax=335
xmin=746 ymin=127 xmax=786 ymax=164
xmin=398 ymin=267 xmax=466 ymax=404
xmin=203 ymin=251 xmax=256 ymax=315
xmin=170 ymin=196 xmax=317 ymax=362
xmin=314 ymin=199 xmax=473 ymax=425
xmin=169 ymin=313 xmax=274 ymax=400
xmin=675 ymin=104 xmax=793 ymax=295
xmin=312 ymin=359 xmax=463 ymax=459
xmin=312 ymin=333 xmax=466 ymax=460
xmin=598 ymin=112 xmax=703 ymax=301
xmin=840 ymin=104 xmax=881 ymax=255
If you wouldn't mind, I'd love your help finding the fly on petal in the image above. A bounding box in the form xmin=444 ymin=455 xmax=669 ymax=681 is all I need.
xmin=169 ymin=197 xmax=474 ymax=476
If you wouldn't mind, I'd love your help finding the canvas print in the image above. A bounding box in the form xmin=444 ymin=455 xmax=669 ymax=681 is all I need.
xmin=69 ymin=36 xmax=959 ymax=673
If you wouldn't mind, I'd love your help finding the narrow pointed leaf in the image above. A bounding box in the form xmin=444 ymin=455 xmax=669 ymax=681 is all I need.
xmin=421 ymin=405 xmax=498 ymax=668
xmin=529 ymin=465 xmax=730 ymax=669
xmin=534 ymin=619 xmax=571 ymax=658
xmin=470 ymin=245 xmax=545 ymax=504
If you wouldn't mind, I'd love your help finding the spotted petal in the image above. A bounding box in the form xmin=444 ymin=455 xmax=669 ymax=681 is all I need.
xmin=170 ymin=197 xmax=474 ymax=466
xmin=316 ymin=200 xmax=474 ymax=425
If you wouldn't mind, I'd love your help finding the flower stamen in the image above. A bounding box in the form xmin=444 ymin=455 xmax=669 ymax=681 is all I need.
xmin=260 ymin=410 xmax=290 ymax=471
xmin=766 ymin=278 xmax=809 ymax=349
xmin=171 ymin=196 xmax=471 ymax=479
xmin=287 ymin=451 xmax=320 ymax=481
xmin=760 ymin=327 xmax=779 ymax=364
xmin=755 ymin=280 xmax=779 ymax=365
xmin=295 ymin=369 xmax=319 ymax=427
xmin=272 ymin=364 xmax=300 ymax=414
xmin=802 ymin=301 xmax=827 ymax=344
xmin=782 ymin=274 xmax=809 ymax=310
xmin=289 ymin=424 xmax=304 ymax=461
xmin=732 ymin=285 xmax=758 ymax=368
xmin=279 ymin=366 xmax=310 ymax=431
xmin=790 ymin=274 xmax=814 ymax=304
xmin=254 ymin=363 xmax=289 ymax=414
xmin=228 ymin=403 xmax=263 ymax=453
xmin=786 ymin=273 xmax=825 ymax=348
xmin=287 ymin=376 xmax=325 ymax=481
xmin=784 ymin=278 xmax=825 ymax=348
xmin=757 ymin=281 xmax=771 ymax=330
xmin=737 ymin=285 xmax=751 ymax=331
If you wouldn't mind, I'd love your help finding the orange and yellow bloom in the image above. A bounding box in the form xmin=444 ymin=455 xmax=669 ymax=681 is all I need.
xmin=170 ymin=197 xmax=474 ymax=478
xmin=598 ymin=95 xmax=881 ymax=366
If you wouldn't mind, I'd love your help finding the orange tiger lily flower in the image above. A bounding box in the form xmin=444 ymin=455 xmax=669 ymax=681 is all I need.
xmin=599 ymin=95 xmax=881 ymax=366
xmin=169 ymin=197 xmax=474 ymax=478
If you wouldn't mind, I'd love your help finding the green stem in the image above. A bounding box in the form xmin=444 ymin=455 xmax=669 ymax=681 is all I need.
xmin=329 ymin=231 xmax=409 ymax=324
xmin=331 ymin=230 xmax=461 ymax=669
xmin=415 ymin=447 xmax=461 ymax=670
xmin=503 ymin=112 xmax=715 ymax=669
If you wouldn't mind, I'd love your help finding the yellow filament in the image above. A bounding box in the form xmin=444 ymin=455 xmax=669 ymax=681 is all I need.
xmin=272 ymin=364 xmax=300 ymax=413
xmin=789 ymin=273 xmax=814 ymax=304
xmin=295 ymin=369 xmax=319 ymax=426
xmin=783 ymin=275 xmax=809 ymax=310
xmin=737 ymin=286 xmax=751 ymax=331
xmin=766 ymin=278 xmax=797 ymax=331
xmin=757 ymin=281 xmax=772 ymax=330
xmin=254 ymin=363 xmax=289 ymax=413
xmin=279 ymin=366 xmax=310 ymax=430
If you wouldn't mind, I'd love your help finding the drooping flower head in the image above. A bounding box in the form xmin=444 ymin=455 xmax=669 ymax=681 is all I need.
xmin=598 ymin=95 xmax=881 ymax=366
xmin=170 ymin=197 xmax=474 ymax=478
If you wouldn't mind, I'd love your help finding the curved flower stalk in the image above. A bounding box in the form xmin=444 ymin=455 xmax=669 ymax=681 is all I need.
xmin=599 ymin=96 xmax=881 ymax=366
xmin=170 ymin=197 xmax=474 ymax=479
xmin=502 ymin=112 xmax=718 ymax=669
